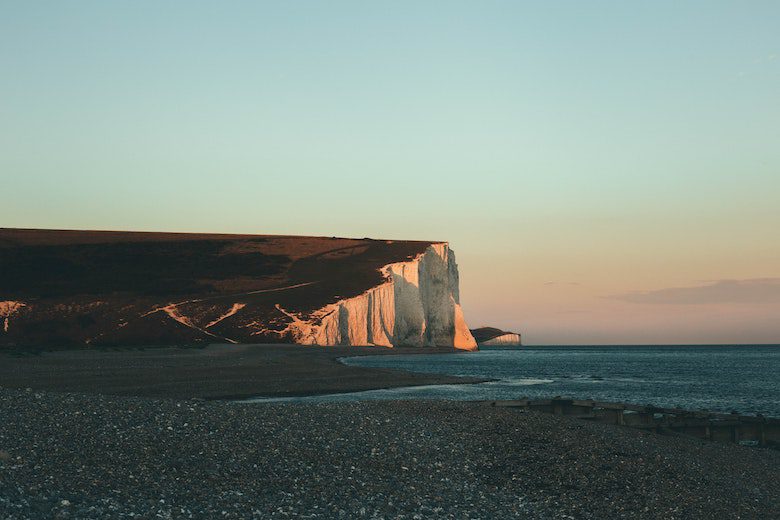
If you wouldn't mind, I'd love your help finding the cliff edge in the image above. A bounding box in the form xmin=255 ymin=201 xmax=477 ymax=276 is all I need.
xmin=0 ymin=229 xmax=477 ymax=350
xmin=470 ymin=327 xmax=522 ymax=347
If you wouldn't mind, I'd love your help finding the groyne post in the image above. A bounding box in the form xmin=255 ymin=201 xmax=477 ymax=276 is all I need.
xmin=487 ymin=398 xmax=779 ymax=449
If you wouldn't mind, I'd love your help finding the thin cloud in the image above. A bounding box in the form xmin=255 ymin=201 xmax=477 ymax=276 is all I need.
xmin=609 ymin=278 xmax=780 ymax=305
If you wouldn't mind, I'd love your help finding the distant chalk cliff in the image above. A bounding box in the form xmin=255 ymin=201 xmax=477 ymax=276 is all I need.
xmin=470 ymin=327 xmax=522 ymax=347
xmin=0 ymin=229 xmax=476 ymax=350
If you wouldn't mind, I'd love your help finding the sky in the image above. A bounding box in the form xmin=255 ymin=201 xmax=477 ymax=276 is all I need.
xmin=1 ymin=1 xmax=779 ymax=344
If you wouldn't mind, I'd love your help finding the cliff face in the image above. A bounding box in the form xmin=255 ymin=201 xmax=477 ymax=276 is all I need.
xmin=470 ymin=327 xmax=522 ymax=347
xmin=0 ymin=229 xmax=476 ymax=350
xmin=479 ymin=333 xmax=522 ymax=346
xmin=285 ymin=244 xmax=476 ymax=350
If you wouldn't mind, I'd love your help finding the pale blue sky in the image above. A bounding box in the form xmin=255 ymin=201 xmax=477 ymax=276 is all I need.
xmin=2 ymin=2 xmax=779 ymax=343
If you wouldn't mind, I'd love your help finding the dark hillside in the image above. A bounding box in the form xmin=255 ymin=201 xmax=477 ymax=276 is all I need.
xmin=0 ymin=228 xmax=435 ymax=347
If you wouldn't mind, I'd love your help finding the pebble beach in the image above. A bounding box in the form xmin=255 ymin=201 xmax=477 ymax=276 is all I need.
xmin=1 ymin=386 xmax=778 ymax=519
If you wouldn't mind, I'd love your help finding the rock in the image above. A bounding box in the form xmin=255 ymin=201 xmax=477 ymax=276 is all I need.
xmin=293 ymin=244 xmax=476 ymax=350
xmin=470 ymin=327 xmax=522 ymax=346
xmin=0 ymin=230 xmax=477 ymax=349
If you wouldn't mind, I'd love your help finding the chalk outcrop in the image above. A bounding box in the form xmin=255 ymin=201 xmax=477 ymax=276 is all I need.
xmin=285 ymin=244 xmax=477 ymax=350
xmin=0 ymin=229 xmax=477 ymax=349
xmin=479 ymin=333 xmax=522 ymax=346
xmin=470 ymin=327 xmax=522 ymax=347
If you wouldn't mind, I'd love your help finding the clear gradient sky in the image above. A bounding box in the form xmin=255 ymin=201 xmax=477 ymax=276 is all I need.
xmin=2 ymin=2 xmax=779 ymax=344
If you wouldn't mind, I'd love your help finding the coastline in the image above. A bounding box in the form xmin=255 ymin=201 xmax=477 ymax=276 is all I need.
xmin=0 ymin=343 xmax=484 ymax=400
xmin=1 ymin=343 xmax=779 ymax=518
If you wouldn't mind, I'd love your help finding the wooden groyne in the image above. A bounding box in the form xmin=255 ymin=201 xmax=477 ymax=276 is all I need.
xmin=488 ymin=397 xmax=780 ymax=449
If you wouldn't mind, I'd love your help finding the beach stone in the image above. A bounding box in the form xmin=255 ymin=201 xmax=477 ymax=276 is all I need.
xmin=0 ymin=388 xmax=778 ymax=519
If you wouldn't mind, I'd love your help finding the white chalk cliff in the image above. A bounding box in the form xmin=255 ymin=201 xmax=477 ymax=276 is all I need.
xmin=282 ymin=243 xmax=478 ymax=350
xmin=479 ymin=333 xmax=522 ymax=346
xmin=0 ymin=230 xmax=480 ymax=350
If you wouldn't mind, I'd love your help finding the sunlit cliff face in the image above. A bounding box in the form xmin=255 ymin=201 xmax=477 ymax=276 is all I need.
xmin=283 ymin=243 xmax=477 ymax=350
xmin=0 ymin=230 xmax=478 ymax=349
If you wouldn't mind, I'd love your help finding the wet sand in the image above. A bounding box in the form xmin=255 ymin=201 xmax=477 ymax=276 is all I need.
xmin=0 ymin=343 xmax=483 ymax=399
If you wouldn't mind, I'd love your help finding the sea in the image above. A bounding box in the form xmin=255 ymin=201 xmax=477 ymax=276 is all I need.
xmin=248 ymin=345 xmax=780 ymax=417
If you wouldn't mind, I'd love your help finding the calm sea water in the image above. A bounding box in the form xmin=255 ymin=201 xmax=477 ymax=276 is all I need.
xmin=250 ymin=345 xmax=780 ymax=417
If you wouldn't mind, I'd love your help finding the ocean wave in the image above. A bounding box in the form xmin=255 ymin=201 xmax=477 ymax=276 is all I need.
xmin=500 ymin=378 xmax=555 ymax=386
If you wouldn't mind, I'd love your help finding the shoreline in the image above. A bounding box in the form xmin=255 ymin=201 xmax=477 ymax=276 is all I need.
xmin=3 ymin=343 xmax=776 ymax=421
xmin=3 ymin=343 xmax=775 ymax=420
xmin=0 ymin=343 xmax=484 ymax=400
